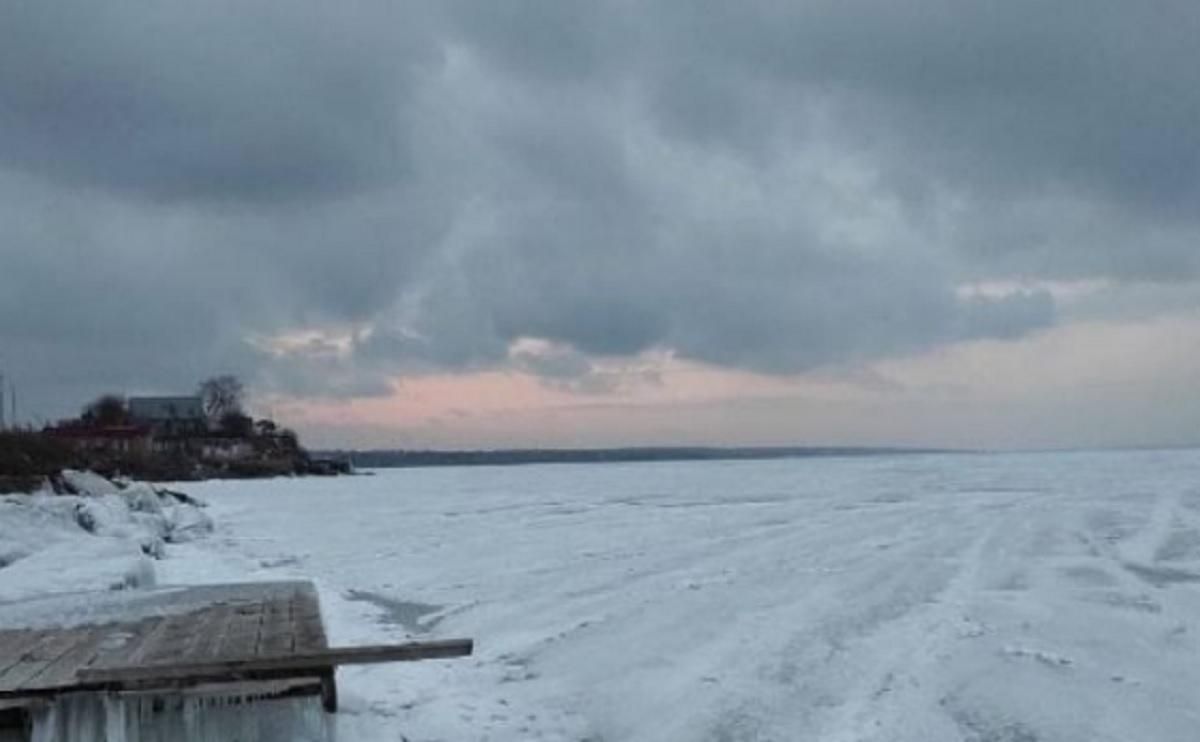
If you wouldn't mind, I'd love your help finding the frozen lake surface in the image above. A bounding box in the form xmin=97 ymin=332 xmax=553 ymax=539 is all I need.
xmin=161 ymin=450 xmax=1200 ymax=741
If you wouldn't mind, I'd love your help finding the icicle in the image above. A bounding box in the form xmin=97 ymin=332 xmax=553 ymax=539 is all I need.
xmin=31 ymin=694 xmax=107 ymax=742
xmin=103 ymin=696 xmax=126 ymax=742
xmin=30 ymin=692 xmax=332 ymax=742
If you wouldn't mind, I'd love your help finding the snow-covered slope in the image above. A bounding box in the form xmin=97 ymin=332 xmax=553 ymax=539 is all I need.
xmin=152 ymin=451 xmax=1200 ymax=740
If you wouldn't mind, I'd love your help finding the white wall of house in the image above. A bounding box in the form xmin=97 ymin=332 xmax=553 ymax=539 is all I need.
xmin=200 ymin=441 xmax=253 ymax=461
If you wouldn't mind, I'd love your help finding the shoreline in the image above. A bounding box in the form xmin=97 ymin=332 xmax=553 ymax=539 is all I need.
xmin=323 ymin=445 xmax=964 ymax=470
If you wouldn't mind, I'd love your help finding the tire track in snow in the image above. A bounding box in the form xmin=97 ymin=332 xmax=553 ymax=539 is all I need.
xmin=815 ymin=506 xmax=1013 ymax=742
xmin=685 ymin=499 xmax=998 ymax=741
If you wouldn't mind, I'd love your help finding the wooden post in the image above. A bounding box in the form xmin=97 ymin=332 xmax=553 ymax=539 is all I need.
xmin=319 ymin=670 xmax=338 ymax=714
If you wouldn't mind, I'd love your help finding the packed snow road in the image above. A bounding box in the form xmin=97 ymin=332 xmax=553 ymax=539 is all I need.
xmin=161 ymin=450 xmax=1200 ymax=741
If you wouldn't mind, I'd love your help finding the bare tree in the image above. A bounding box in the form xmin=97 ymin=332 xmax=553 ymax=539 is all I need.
xmin=198 ymin=375 xmax=245 ymax=420
xmin=278 ymin=428 xmax=300 ymax=453
xmin=83 ymin=394 xmax=128 ymax=427
xmin=219 ymin=411 xmax=254 ymax=438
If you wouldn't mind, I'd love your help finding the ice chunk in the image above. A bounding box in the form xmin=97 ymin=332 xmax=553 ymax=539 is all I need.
xmin=60 ymin=470 xmax=121 ymax=497
xmin=163 ymin=503 xmax=214 ymax=543
xmin=75 ymin=495 xmax=165 ymax=557
xmin=121 ymin=484 xmax=165 ymax=515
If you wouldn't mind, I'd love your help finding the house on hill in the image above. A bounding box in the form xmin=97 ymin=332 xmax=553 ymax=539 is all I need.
xmin=127 ymin=396 xmax=207 ymax=436
xmin=41 ymin=389 xmax=309 ymax=478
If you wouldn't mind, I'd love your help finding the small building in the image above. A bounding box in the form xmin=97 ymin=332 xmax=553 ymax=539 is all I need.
xmin=128 ymin=396 xmax=207 ymax=436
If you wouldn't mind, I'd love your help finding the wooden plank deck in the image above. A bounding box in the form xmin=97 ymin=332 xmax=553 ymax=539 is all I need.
xmin=0 ymin=581 xmax=472 ymax=713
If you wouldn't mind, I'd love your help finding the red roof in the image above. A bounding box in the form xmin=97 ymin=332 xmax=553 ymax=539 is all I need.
xmin=46 ymin=424 xmax=152 ymax=439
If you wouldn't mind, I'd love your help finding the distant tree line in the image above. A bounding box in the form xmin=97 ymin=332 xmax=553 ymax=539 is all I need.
xmin=321 ymin=446 xmax=961 ymax=470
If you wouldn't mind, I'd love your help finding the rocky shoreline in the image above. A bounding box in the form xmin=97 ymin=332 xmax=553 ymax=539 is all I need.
xmin=0 ymin=470 xmax=213 ymax=603
xmin=0 ymin=430 xmax=346 ymax=495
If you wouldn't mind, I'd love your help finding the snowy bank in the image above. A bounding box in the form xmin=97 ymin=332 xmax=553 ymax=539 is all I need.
xmin=0 ymin=470 xmax=212 ymax=603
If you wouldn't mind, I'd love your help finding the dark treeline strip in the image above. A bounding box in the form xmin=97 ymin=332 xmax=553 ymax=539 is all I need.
xmin=319 ymin=446 xmax=964 ymax=470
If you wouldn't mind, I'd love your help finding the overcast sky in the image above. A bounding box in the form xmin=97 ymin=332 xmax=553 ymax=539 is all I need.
xmin=2 ymin=1 xmax=1199 ymax=450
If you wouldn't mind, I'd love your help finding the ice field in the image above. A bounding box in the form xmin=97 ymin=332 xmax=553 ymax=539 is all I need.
xmin=152 ymin=450 xmax=1200 ymax=740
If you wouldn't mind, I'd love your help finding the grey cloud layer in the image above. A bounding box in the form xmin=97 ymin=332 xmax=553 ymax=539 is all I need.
xmin=1 ymin=1 xmax=1196 ymax=421
xmin=0 ymin=1 xmax=431 ymax=201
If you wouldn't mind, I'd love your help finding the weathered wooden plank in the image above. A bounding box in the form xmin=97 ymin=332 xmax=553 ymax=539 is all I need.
xmin=84 ymin=617 xmax=158 ymax=672
xmin=76 ymin=638 xmax=475 ymax=686
xmin=17 ymin=627 xmax=109 ymax=692
xmin=0 ymin=695 xmax=41 ymax=712
xmin=258 ymin=591 xmax=294 ymax=658
xmin=0 ymin=630 xmax=40 ymax=676
xmin=292 ymin=588 xmax=328 ymax=653
xmin=141 ymin=612 xmax=213 ymax=665
xmin=178 ymin=603 xmax=235 ymax=661
xmin=99 ymin=616 xmax=170 ymax=670
xmin=118 ymin=676 xmax=324 ymax=702
xmin=209 ymin=602 xmax=266 ymax=663
xmin=0 ymin=631 xmax=61 ymax=685
xmin=0 ymin=629 xmax=91 ymax=691
xmin=0 ymin=621 xmax=141 ymax=700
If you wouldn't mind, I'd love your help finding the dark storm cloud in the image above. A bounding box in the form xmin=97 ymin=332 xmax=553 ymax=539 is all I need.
xmin=0 ymin=1 xmax=428 ymax=202
xmin=649 ymin=1 xmax=1200 ymax=204
xmin=1 ymin=1 xmax=1198 ymax=420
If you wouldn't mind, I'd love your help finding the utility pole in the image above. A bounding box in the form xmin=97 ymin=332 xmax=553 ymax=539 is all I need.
xmin=0 ymin=371 xmax=6 ymax=431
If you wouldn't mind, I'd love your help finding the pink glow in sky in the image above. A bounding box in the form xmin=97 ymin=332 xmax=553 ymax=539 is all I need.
xmin=269 ymin=312 xmax=1200 ymax=451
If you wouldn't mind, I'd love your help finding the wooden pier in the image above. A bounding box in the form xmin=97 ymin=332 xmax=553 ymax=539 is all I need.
xmin=0 ymin=581 xmax=472 ymax=730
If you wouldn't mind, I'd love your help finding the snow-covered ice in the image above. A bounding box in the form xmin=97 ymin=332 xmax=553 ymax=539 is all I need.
xmin=4 ymin=454 xmax=1200 ymax=740
xmin=148 ymin=449 xmax=1200 ymax=741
